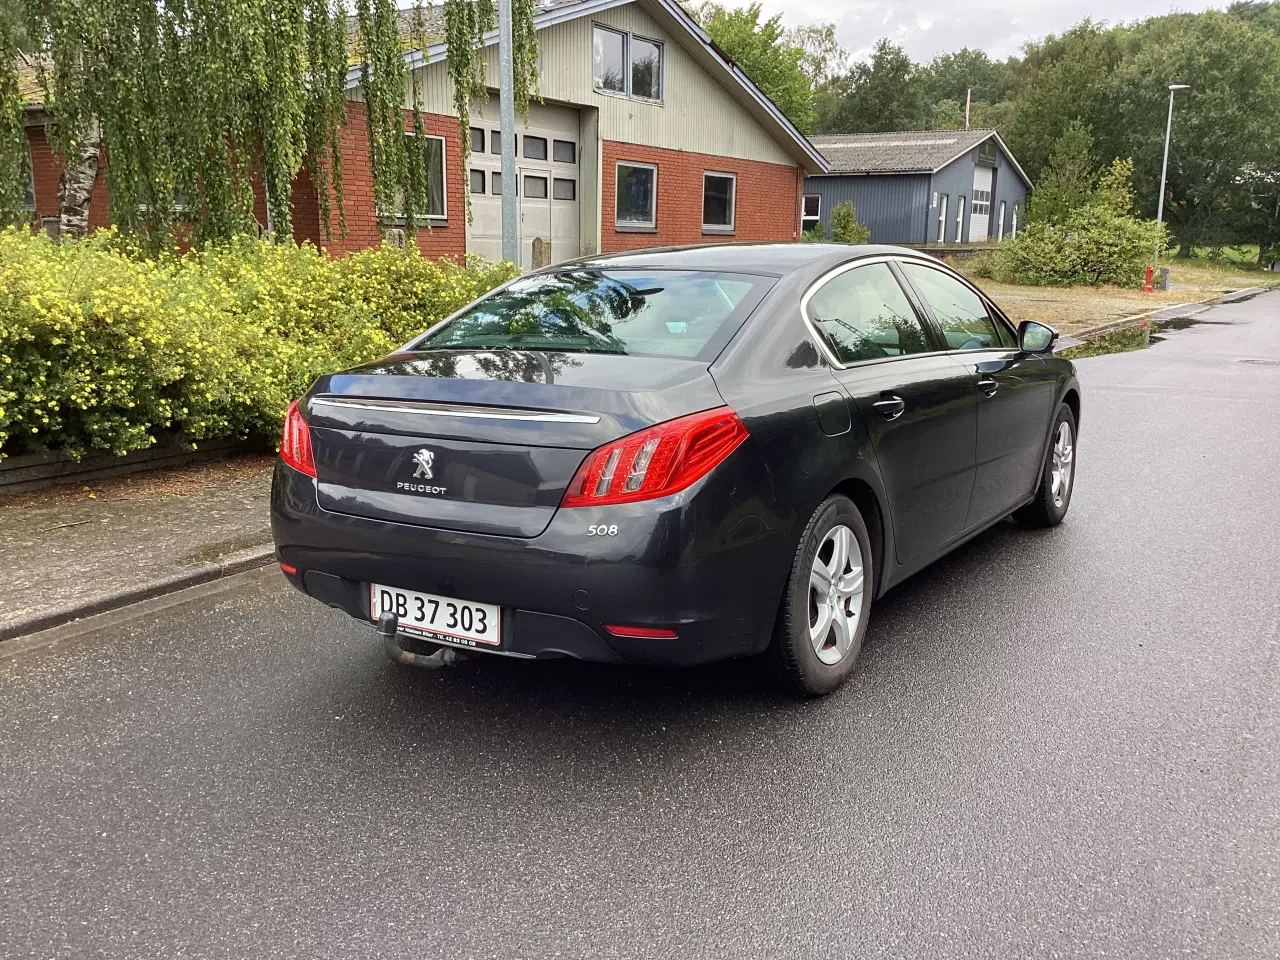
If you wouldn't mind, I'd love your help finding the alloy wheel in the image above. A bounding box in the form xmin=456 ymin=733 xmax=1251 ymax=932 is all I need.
xmin=808 ymin=524 xmax=865 ymax=665
xmin=1050 ymin=421 xmax=1074 ymax=508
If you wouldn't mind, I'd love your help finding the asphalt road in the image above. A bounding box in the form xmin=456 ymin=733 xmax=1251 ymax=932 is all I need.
xmin=3 ymin=292 xmax=1279 ymax=960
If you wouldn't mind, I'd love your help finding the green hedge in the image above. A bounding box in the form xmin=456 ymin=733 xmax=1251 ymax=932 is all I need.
xmin=0 ymin=229 xmax=518 ymax=459
xmin=992 ymin=207 xmax=1166 ymax=287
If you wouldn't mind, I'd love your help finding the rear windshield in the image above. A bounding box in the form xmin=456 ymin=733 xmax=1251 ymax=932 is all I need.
xmin=412 ymin=269 xmax=773 ymax=360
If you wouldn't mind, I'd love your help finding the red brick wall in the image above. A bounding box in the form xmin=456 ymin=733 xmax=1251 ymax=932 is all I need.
xmin=600 ymin=141 xmax=801 ymax=252
xmin=296 ymin=100 xmax=466 ymax=262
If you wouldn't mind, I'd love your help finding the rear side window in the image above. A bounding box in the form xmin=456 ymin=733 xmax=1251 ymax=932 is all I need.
xmin=900 ymin=263 xmax=1011 ymax=350
xmin=806 ymin=263 xmax=932 ymax=364
xmin=413 ymin=270 xmax=773 ymax=360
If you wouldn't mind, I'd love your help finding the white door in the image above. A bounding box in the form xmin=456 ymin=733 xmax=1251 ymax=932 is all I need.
xmin=466 ymin=98 xmax=580 ymax=267
xmin=970 ymin=166 xmax=993 ymax=241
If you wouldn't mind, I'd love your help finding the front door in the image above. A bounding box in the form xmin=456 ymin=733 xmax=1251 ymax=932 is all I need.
xmin=897 ymin=261 xmax=1058 ymax=527
xmin=805 ymin=261 xmax=978 ymax=564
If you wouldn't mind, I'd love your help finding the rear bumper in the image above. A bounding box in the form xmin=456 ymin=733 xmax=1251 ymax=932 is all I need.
xmin=270 ymin=458 xmax=790 ymax=667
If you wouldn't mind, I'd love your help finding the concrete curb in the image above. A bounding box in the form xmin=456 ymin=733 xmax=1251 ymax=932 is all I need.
xmin=1073 ymin=286 xmax=1269 ymax=341
xmin=0 ymin=544 xmax=275 ymax=643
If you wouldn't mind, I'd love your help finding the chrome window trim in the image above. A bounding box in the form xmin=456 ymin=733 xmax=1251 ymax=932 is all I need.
xmin=799 ymin=254 xmax=943 ymax=371
xmin=311 ymin=397 xmax=601 ymax=424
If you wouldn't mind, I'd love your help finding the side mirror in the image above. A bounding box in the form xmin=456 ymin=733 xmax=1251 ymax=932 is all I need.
xmin=1018 ymin=320 xmax=1058 ymax=354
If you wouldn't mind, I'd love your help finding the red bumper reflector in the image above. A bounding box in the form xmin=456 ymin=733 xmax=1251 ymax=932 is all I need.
xmin=604 ymin=624 xmax=678 ymax=639
xmin=279 ymin=562 xmax=298 ymax=575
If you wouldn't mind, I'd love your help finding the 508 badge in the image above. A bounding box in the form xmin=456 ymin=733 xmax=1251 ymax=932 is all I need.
xmin=587 ymin=524 xmax=619 ymax=536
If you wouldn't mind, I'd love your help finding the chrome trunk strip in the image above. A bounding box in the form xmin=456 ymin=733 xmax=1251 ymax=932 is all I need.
xmin=310 ymin=397 xmax=601 ymax=424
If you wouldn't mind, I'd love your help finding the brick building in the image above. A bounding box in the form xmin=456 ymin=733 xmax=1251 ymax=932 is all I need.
xmin=19 ymin=0 xmax=827 ymax=265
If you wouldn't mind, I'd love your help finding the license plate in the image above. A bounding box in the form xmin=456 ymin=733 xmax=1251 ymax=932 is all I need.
xmin=369 ymin=584 xmax=501 ymax=647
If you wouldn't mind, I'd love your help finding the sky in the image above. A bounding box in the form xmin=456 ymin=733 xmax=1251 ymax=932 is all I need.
xmin=755 ymin=0 xmax=1230 ymax=62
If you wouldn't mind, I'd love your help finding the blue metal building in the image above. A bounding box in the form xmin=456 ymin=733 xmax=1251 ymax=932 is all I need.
xmin=802 ymin=129 xmax=1032 ymax=245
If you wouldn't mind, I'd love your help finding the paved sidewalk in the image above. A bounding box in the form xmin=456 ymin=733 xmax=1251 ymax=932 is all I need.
xmin=1 ymin=455 xmax=275 ymax=638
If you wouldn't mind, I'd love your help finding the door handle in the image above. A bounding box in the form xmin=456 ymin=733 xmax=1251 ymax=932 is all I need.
xmin=977 ymin=377 xmax=998 ymax=397
xmin=873 ymin=395 xmax=906 ymax=421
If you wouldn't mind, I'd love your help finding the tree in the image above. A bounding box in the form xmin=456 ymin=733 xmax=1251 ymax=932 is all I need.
xmin=829 ymin=201 xmax=870 ymax=243
xmin=815 ymin=38 xmax=928 ymax=133
xmin=0 ymin=10 xmax=27 ymax=227
xmin=0 ymin=0 xmax=32 ymax=54
xmin=919 ymin=48 xmax=1013 ymax=106
xmin=5 ymin=1 xmax=539 ymax=252
xmin=783 ymin=22 xmax=847 ymax=88
xmin=693 ymin=3 xmax=815 ymax=133
xmin=1227 ymin=1 xmax=1280 ymax=34
xmin=1027 ymin=121 xmax=1097 ymax=225
xmin=1112 ymin=11 xmax=1280 ymax=256
xmin=1005 ymin=20 xmax=1125 ymax=183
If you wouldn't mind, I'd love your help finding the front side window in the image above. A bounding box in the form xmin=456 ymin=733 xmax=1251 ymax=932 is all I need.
xmin=593 ymin=25 xmax=663 ymax=101
xmin=412 ymin=270 xmax=773 ymax=360
xmin=900 ymin=263 xmax=1007 ymax=350
xmin=383 ymin=134 xmax=445 ymax=221
xmin=806 ymin=263 xmax=932 ymax=364
xmin=702 ymin=173 xmax=735 ymax=231
xmin=801 ymin=195 xmax=820 ymax=232
xmin=616 ymin=162 xmax=656 ymax=227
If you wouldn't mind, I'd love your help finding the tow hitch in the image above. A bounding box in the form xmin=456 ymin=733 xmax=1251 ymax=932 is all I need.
xmin=376 ymin=612 xmax=470 ymax=670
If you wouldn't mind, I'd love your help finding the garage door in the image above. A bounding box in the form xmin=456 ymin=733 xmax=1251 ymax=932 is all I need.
xmin=969 ymin=166 xmax=993 ymax=242
xmin=467 ymin=99 xmax=580 ymax=269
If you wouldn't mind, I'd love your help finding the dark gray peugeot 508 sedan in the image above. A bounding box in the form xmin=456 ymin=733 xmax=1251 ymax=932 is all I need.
xmin=272 ymin=243 xmax=1080 ymax=696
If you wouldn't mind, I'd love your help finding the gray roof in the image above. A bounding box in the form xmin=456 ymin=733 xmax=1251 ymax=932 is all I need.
xmin=809 ymin=129 xmax=1000 ymax=176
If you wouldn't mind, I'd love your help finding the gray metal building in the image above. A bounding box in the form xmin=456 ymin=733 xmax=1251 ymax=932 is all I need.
xmin=802 ymin=129 xmax=1032 ymax=245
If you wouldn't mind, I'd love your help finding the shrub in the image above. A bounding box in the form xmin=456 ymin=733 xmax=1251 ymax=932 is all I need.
xmin=0 ymin=229 xmax=517 ymax=459
xmin=800 ymin=226 xmax=826 ymax=243
xmin=994 ymin=207 xmax=1166 ymax=287
xmin=828 ymin=202 xmax=871 ymax=245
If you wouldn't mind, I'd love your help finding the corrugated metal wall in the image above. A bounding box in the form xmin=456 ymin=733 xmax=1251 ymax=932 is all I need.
xmin=801 ymin=174 xmax=931 ymax=245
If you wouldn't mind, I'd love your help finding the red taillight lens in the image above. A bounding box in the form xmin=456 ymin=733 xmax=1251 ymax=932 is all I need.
xmin=605 ymin=625 xmax=679 ymax=639
xmin=561 ymin=406 xmax=748 ymax=507
xmin=280 ymin=399 xmax=317 ymax=478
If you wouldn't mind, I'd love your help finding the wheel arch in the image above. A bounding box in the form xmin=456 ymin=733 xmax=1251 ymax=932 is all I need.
xmin=830 ymin=476 xmax=890 ymax=599
xmin=1061 ymin=384 xmax=1081 ymax=429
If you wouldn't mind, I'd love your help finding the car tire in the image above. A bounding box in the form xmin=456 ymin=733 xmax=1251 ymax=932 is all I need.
xmin=770 ymin=494 xmax=874 ymax=697
xmin=1014 ymin=402 xmax=1077 ymax=528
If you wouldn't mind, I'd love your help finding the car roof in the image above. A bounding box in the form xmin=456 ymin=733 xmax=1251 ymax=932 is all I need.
xmin=556 ymin=243 xmax=937 ymax=278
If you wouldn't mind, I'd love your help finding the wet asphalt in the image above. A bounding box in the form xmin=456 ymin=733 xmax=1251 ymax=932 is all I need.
xmin=2 ymin=292 xmax=1278 ymax=960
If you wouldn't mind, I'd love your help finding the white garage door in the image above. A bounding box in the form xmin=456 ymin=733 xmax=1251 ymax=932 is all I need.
xmin=467 ymin=99 xmax=580 ymax=269
xmin=970 ymin=165 xmax=993 ymax=242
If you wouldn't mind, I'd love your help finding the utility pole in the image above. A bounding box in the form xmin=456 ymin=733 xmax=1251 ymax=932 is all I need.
xmin=498 ymin=0 xmax=518 ymax=264
xmin=1154 ymin=84 xmax=1190 ymax=271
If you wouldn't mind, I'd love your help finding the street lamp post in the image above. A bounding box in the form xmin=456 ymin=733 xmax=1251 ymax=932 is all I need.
xmin=1154 ymin=83 xmax=1191 ymax=273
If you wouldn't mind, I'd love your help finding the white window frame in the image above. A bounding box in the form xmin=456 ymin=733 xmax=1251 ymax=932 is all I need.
xmin=998 ymin=200 xmax=1006 ymax=240
xmin=593 ymin=24 xmax=664 ymax=103
xmin=614 ymin=160 xmax=657 ymax=230
xmin=381 ymin=132 xmax=448 ymax=224
xmin=702 ymin=171 xmax=736 ymax=234
xmin=801 ymin=194 xmax=821 ymax=232
xmin=955 ymin=195 xmax=966 ymax=242
xmin=936 ymin=194 xmax=948 ymax=243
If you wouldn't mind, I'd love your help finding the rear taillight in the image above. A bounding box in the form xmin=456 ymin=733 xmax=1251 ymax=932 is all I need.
xmin=280 ymin=399 xmax=317 ymax=478
xmin=561 ymin=406 xmax=748 ymax=507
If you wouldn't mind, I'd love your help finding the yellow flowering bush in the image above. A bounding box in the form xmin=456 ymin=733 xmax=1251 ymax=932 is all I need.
xmin=0 ymin=228 xmax=518 ymax=458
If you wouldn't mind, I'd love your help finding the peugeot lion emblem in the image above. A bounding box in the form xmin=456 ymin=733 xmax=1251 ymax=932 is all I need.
xmin=412 ymin=448 xmax=435 ymax=480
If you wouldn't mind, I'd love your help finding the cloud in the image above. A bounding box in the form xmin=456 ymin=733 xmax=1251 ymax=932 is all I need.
xmin=757 ymin=0 xmax=1226 ymax=62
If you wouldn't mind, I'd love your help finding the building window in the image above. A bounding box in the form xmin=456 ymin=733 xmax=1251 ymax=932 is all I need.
xmin=702 ymin=172 xmax=735 ymax=232
xmin=998 ymin=200 xmax=1007 ymax=240
xmin=615 ymin=161 xmax=656 ymax=228
xmin=523 ymin=135 xmax=547 ymax=161
xmin=553 ymin=139 xmax=576 ymax=164
xmin=972 ymin=188 xmax=991 ymax=218
xmin=471 ymin=127 xmax=485 ymax=153
xmin=955 ymin=196 xmax=966 ymax=241
xmin=491 ymin=130 xmax=501 ymax=154
xmin=553 ymin=178 xmax=576 ymax=201
xmin=470 ymin=169 xmax=485 ymax=194
xmin=492 ymin=171 xmax=513 ymax=195
xmin=524 ymin=175 xmax=548 ymax=199
xmin=936 ymin=194 xmax=948 ymax=242
xmin=380 ymin=134 xmax=445 ymax=221
xmin=801 ymin=195 xmax=820 ymax=233
xmin=593 ymin=25 xmax=663 ymax=102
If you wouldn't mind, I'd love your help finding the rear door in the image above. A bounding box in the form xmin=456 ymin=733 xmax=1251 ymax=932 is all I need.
xmin=806 ymin=260 xmax=978 ymax=564
xmin=897 ymin=262 xmax=1058 ymax=528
